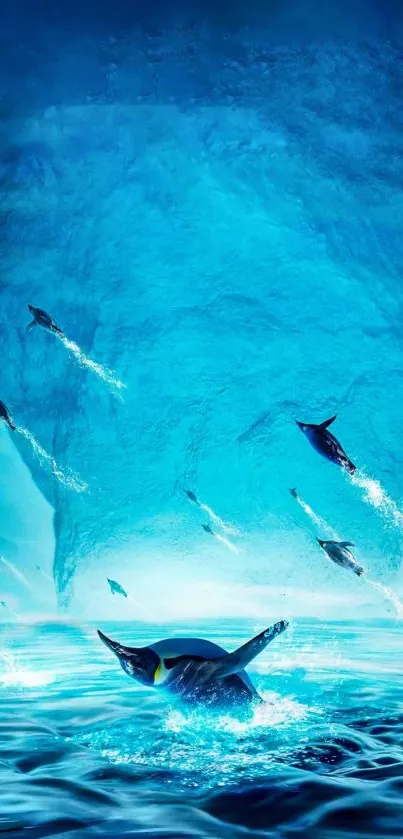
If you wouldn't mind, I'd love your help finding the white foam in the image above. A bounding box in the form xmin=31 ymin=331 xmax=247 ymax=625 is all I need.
xmin=17 ymin=427 xmax=88 ymax=493
xmin=349 ymin=471 xmax=403 ymax=530
xmin=164 ymin=691 xmax=309 ymax=736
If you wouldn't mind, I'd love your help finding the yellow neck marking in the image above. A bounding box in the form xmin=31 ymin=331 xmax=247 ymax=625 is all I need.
xmin=154 ymin=661 xmax=164 ymax=685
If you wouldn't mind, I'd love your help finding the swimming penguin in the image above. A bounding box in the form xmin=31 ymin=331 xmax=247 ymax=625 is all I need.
xmin=289 ymin=487 xmax=299 ymax=500
xmin=317 ymin=539 xmax=364 ymax=577
xmin=98 ymin=620 xmax=288 ymax=710
xmin=0 ymin=601 xmax=9 ymax=609
xmin=107 ymin=577 xmax=128 ymax=598
xmin=202 ymin=523 xmax=213 ymax=535
xmin=185 ymin=489 xmax=199 ymax=505
xmin=296 ymin=415 xmax=356 ymax=474
xmin=0 ymin=400 xmax=16 ymax=431
xmin=27 ymin=305 xmax=64 ymax=336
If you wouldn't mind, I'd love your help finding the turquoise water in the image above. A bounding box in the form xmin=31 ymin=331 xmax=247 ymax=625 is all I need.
xmin=1 ymin=0 xmax=403 ymax=836
xmin=1 ymin=620 xmax=402 ymax=836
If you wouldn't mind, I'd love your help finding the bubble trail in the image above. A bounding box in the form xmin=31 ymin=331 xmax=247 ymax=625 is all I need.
xmin=197 ymin=502 xmax=239 ymax=536
xmin=365 ymin=577 xmax=403 ymax=618
xmin=16 ymin=427 xmax=88 ymax=493
xmin=349 ymin=471 xmax=403 ymax=530
xmin=0 ymin=602 xmax=19 ymax=620
xmin=0 ymin=555 xmax=33 ymax=592
xmin=292 ymin=491 xmax=341 ymax=540
xmin=213 ymin=531 xmax=240 ymax=554
xmin=58 ymin=335 xmax=126 ymax=394
xmin=36 ymin=565 xmax=53 ymax=583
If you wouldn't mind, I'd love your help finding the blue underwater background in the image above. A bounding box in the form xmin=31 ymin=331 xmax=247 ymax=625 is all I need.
xmin=1 ymin=0 xmax=403 ymax=836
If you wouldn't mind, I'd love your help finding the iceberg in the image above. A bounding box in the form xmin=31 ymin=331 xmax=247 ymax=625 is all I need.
xmin=1 ymin=8 xmax=402 ymax=619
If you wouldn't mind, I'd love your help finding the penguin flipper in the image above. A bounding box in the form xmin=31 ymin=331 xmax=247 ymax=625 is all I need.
xmin=319 ymin=415 xmax=337 ymax=430
xmin=339 ymin=541 xmax=355 ymax=547
xmin=209 ymin=620 xmax=288 ymax=679
xmin=26 ymin=321 xmax=36 ymax=332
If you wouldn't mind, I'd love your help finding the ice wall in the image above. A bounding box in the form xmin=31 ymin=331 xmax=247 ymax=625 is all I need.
xmin=1 ymin=1 xmax=403 ymax=618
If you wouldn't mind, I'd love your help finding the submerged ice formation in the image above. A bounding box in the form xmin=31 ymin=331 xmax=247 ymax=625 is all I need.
xmin=1 ymin=12 xmax=403 ymax=617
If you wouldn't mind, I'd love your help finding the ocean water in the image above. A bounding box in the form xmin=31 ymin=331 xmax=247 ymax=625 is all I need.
xmin=1 ymin=619 xmax=402 ymax=838
xmin=1 ymin=0 xmax=403 ymax=836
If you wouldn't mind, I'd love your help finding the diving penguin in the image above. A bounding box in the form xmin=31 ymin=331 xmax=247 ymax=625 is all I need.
xmin=27 ymin=305 xmax=64 ymax=336
xmin=317 ymin=539 xmax=364 ymax=577
xmin=296 ymin=415 xmax=356 ymax=474
xmin=98 ymin=620 xmax=288 ymax=709
xmin=107 ymin=577 xmax=128 ymax=598
xmin=0 ymin=400 xmax=16 ymax=431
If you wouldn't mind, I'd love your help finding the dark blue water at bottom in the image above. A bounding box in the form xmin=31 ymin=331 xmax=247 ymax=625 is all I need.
xmin=0 ymin=620 xmax=402 ymax=838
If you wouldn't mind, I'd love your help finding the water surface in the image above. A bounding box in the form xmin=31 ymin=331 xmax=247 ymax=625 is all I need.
xmin=1 ymin=619 xmax=402 ymax=837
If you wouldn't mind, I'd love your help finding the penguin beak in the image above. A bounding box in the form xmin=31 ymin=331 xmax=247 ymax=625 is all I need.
xmin=28 ymin=305 xmax=34 ymax=314
xmin=97 ymin=629 xmax=123 ymax=656
xmin=97 ymin=630 xmax=154 ymax=685
xmin=295 ymin=420 xmax=305 ymax=431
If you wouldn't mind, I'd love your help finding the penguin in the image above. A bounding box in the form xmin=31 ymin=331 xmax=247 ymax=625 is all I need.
xmin=98 ymin=620 xmax=288 ymax=710
xmin=202 ymin=523 xmax=213 ymax=535
xmin=296 ymin=415 xmax=356 ymax=474
xmin=185 ymin=489 xmax=199 ymax=505
xmin=0 ymin=400 xmax=16 ymax=431
xmin=107 ymin=577 xmax=128 ymax=598
xmin=317 ymin=539 xmax=364 ymax=577
xmin=289 ymin=487 xmax=299 ymax=500
xmin=27 ymin=305 xmax=64 ymax=336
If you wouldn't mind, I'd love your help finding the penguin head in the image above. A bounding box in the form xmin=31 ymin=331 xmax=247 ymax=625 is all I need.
xmin=316 ymin=538 xmax=326 ymax=549
xmin=28 ymin=305 xmax=35 ymax=314
xmin=97 ymin=630 xmax=159 ymax=686
xmin=295 ymin=420 xmax=308 ymax=433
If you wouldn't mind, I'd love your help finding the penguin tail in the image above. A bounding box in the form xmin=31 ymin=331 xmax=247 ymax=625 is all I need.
xmin=355 ymin=566 xmax=364 ymax=577
xmin=8 ymin=421 xmax=16 ymax=432
xmin=346 ymin=461 xmax=356 ymax=475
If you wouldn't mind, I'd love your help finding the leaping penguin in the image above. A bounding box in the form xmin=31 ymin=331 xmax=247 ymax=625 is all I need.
xmin=296 ymin=415 xmax=356 ymax=474
xmin=27 ymin=305 xmax=64 ymax=336
xmin=317 ymin=539 xmax=364 ymax=577
xmin=98 ymin=620 xmax=288 ymax=710
xmin=107 ymin=578 xmax=128 ymax=598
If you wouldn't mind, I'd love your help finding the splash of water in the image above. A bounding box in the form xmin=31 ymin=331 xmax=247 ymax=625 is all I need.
xmin=0 ymin=555 xmax=33 ymax=591
xmin=88 ymin=689 xmax=313 ymax=785
xmin=349 ymin=471 xmax=403 ymax=530
xmin=17 ymin=427 xmax=88 ymax=493
xmin=165 ymin=691 xmax=309 ymax=736
xmin=0 ymin=654 xmax=54 ymax=688
xmin=58 ymin=335 xmax=126 ymax=394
